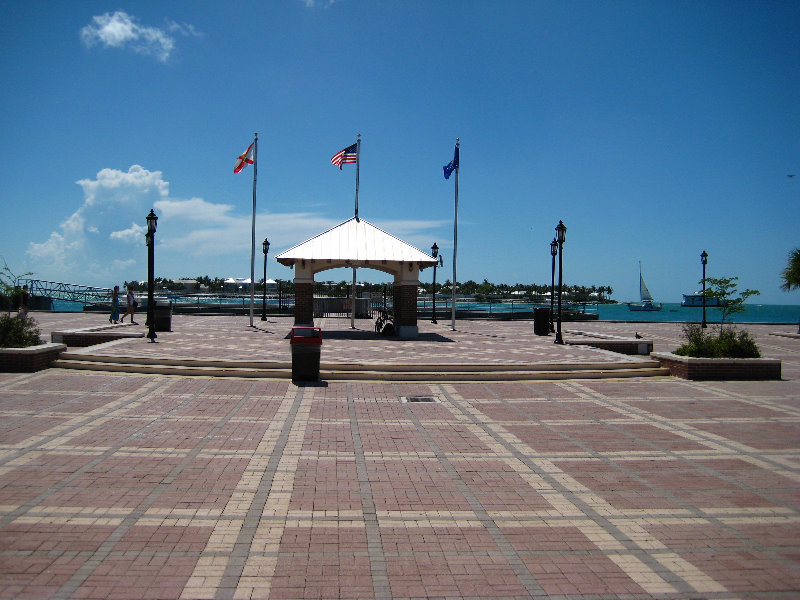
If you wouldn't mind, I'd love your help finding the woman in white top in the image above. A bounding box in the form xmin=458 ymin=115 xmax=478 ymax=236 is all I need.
xmin=120 ymin=286 xmax=138 ymax=324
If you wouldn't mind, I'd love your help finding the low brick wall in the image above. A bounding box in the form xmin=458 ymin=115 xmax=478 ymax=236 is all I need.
xmin=651 ymin=352 xmax=782 ymax=380
xmin=0 ymin=343 xmax=66 ymax=372
xmin=568 ymin=339 xmax=653 ymax=355
xmin=51 ymin=326 xmax=144 ymax=347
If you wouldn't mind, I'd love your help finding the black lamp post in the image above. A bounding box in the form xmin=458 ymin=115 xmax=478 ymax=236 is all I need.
xmin=145 ymin=209 xmax=158 ymax=343
xmin=261 ymin=238 xmax=270 ymax=321
xmin=431 ymin=243 xmax=444 ymax=324
xmin=554 ymin=220 xmax=566 ymax=345
xmin=701 ymin=250 xmax=708 ymax=328
xmin=550 ymin=238 xmax=558 ymax=333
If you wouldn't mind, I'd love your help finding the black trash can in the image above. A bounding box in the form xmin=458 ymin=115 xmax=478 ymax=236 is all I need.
xmin=290 ymin=326 xmax=322 ymax=382
xmin=153 ymin=301 xmax=173 ymax=332
xmin=533 ymin=307 xmax=551 ymax=336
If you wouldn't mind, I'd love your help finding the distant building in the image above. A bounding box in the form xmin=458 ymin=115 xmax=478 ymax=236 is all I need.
xmin=174 ymin=279 xmax=207 ymax=292
xmin=224 ymin=277 xmax=276 ymax=292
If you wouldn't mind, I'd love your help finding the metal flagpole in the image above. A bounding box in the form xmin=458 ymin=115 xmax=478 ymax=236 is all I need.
xmin=451 ymin=139 xmax=459 ymax=331
xmin=249 ymin=132 xmax=258 ymax=327
xmin=352 ymin=134 xmax=361 ymax=329
xmin=354 ymin=134 xmax=361 ymax=220
xmin=351 ymin=268 xmax=357 ymax=329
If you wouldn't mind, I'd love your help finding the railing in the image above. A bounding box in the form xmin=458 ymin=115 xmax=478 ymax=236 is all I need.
xmin=19 ymin=279 xmax=113 ymax=305
xmin=566 ymin=302 xmax=599 ymax=315
xmin=22 ymin=279 xmax=602 ymax=320
xmin=313 ymin=297 xmax=371 ymax=318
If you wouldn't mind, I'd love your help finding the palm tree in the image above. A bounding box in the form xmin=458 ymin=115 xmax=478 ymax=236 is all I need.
xmin=780 ymin=248 xmax=800 ymax=291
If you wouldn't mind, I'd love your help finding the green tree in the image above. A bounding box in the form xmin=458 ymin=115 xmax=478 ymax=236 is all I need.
xmin=0 ymin=313 xmax=42 ymax=348
xmin=123 ymin=280 xmax=145 ymax=292
xmin=477 ymin=279 xmax=493 ymax=297
xmin=703 ymin=276 xmax=760 ymax=331
xmin=780 ymin=247 xmax=800 ymax=292
xmin=0 ymin=258 xmax=33 ymax=313
xmin=459 ymin=280 xmax=478 ymax=295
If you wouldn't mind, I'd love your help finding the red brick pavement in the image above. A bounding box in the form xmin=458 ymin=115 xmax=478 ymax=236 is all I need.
xmin=0 ymin=314 xmax=799 ymax=598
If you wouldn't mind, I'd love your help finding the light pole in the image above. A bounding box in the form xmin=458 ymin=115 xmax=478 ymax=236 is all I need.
xmin=554 ymin=220 xmax=566 ymax=345
xmin=550 ymin=238 xmax=558 ymax=333
xmin=431 ymin=243 xmax=444 ymax=324
xmin=701 ymin=250 xmax=708 ymax=328
xmin=261 ymin=238 xmax=270 ymax=321
xmin=145 ymin=209 xmax=158 ymax=343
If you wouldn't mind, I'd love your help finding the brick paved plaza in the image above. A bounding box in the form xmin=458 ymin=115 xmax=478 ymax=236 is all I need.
xmin=1 ymin=313 xmax=799 ymax=599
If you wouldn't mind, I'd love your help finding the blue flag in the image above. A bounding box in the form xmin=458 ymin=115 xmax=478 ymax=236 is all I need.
xmin=443 ymin=145 xmax=459 ymax=179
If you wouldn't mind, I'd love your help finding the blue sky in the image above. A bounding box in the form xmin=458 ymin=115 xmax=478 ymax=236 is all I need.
xmin=1 ymin=1 xmax=798 ymax=304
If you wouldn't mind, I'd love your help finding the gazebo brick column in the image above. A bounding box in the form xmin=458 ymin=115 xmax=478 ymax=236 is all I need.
xmin=294 ymin=282 xmax=314 ymax=325
xmin=393 ymin=283 xmax=418 ymax=337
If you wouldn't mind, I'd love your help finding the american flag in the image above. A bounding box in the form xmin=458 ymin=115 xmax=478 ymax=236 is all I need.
xmin=330 ymin=143 xmax=358 ymax=169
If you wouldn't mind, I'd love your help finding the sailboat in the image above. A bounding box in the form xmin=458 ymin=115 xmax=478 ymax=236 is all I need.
xmin=628 ymin=262 xmax=662 ymax=311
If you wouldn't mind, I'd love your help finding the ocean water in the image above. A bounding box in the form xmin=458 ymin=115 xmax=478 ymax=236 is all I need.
xmin=596 ymin=302 xmax=800 ymax=324
xmin=51 ymin=300 xmax=85 ymax=312
xmin=431 ymin=301 xmax=800 ymax=324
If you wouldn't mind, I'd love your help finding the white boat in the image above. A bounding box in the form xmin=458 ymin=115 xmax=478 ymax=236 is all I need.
xmin=681 ymin=292 xmax=722 ymax=307
xmin=628 ymin=262 xmax=662 ymax=311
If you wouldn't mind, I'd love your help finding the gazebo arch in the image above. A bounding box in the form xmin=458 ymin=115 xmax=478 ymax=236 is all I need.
xmin=275 ymin=217 xmax=439 ymax=338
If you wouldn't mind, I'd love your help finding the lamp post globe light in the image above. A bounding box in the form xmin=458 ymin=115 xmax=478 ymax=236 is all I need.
xmin=145 ymin=209 xmax=158 ymax=343
xmin=554 ymin=220 xmax=566 ymax=345
xmin=701 ymin=250 xmax=708 ymax=328
xmin=261 ymin=238 xmax=270 ymax=321
xmin=550 ymin=238 xmax=558 ymax=333
xmin=431 ymin=243 xmax=443 ymax=324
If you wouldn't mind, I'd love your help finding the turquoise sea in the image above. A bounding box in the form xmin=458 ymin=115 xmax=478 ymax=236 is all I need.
xmin=594 ymin=302 xmax=800 ymax=324
xmin=424 ymin=300 xmax=800 ymax=324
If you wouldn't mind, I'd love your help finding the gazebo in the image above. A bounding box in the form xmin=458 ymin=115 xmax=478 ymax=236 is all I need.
xmin=275 ymin=217 xmax=439 ymax=338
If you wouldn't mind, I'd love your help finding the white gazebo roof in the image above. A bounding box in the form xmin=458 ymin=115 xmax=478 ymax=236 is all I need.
xmin=276 ymin=217 xmax=438 ymax=274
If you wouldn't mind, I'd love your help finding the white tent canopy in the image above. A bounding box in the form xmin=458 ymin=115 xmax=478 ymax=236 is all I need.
xmin=276 ymin=217 xmax=438 ymax=276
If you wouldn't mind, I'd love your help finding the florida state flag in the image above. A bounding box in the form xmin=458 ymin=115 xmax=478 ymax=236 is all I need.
xmin=234 ymin=142 xmax=255 ymax=173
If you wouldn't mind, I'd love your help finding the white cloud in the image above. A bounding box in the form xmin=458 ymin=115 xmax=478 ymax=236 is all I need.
xmin=26 ymin=165 xmax=173 ymax=285
xmin=166 ymin=20 xmax=202 ymax=38
xmin=154 ymin=197 xmax=234 ymax=222
xmin=26 ymin=231 xmax=83 ymax=275
xmin=80 ymin=11 xmax=199 ymax=62
xmin=152 ymin=202 xmax=338 ymax=258
xmin=77 ymin=165 xmax=169 ymax=207
xmin=300 ymin=0 xmax=337 ymax=7
xmin=112 ymin=258 xmax=136 ymax=270
xmin=110 ymin=223 xmax=147 ymax=243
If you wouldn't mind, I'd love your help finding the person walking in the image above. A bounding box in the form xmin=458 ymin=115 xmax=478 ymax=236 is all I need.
xmin=109 ymin=285 xmax=120 ymax=324
xmin=120 ymin=285 xmax=138 ymax=324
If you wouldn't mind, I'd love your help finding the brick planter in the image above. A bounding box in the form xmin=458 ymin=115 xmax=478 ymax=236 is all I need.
xmin=651 ymin=351 xmax=781 ymax=380
xmin=0 ymin=343 xmax=66 ymax=372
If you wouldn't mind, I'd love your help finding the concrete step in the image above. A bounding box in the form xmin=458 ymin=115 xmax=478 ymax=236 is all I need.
xmin=52 ymin=354 xmax=670 ymax=381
